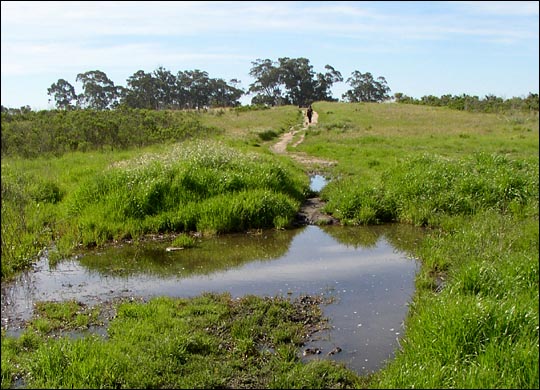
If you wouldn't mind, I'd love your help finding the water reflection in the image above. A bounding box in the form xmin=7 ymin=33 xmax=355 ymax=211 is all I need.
xmin=79 ymin=229 xmax=298 ymax=278
xmin=309 ymin=174 xmax=327 ymax=192
xmin=1 ymin=224 xmax=423 ymax=375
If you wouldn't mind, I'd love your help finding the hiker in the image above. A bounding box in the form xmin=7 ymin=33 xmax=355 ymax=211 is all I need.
xmin=307 ymin=105 xmax=313 ymax=124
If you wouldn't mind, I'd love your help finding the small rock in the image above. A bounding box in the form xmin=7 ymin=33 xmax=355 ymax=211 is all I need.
xmin=327 ymin=346 xmax=342 ymax=355
xmin=303 ymin=348 xmax=321 ymax=356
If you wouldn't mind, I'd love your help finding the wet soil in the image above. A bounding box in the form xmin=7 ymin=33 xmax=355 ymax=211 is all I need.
xmin=294 ymin=197 xmax=339 ymax=226
xmin=272 ymin=109 xmax=338 ymax=226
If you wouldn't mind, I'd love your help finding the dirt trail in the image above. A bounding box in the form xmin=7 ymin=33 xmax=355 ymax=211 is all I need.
xmin=271 ymin=108 xmax=338 ymax=226
xmin=271 ymin=109 xmax=317 ymax=154
xmin=270 ymin=109 xmax=335 ymax=168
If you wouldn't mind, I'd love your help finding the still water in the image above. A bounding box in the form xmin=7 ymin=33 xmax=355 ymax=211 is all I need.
xmin=1 ymin=222 xmax=423 ymax=375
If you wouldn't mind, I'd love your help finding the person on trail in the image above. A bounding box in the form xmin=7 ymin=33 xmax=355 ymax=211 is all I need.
xmin=307 ymin=105 xmax=313 ymax=124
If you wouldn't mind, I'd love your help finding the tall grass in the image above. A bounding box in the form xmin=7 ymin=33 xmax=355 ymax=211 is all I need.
xmin=372 ymin=210 xmax=539 ymax=389
xmin=1 ymin=148 xmax=157 ymax=278
xmin=58 ymin=140 xmax=307 ymax=250
xmin=1 ymin=140 xmax=308 ymax=278
xmin=306 ymin=102 xmax=539 ymax=389
xmin=1 ymin=165 xmax=60 ymax=277
xmin=321 ymin=152 xmax=538 ymax=226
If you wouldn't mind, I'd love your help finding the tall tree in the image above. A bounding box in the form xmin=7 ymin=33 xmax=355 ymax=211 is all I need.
xmin=314 ymin=65 xmax=343 ymax=102
xmin=180 ymin=70 xmax=211 ymax=109
xmin=248 ymin=58 xmax=342 ymax=107
xmin=122 ymin=70 xmax=158 ymax=109
xmin=248 ymin=59 xmax=284 ymax=106
xmin=47 ymin=79 xmax=78 ymax=110
xmin=76 ymin=70 xmax=120 ymax=110
xmin=277 ymin=57 xmax=315 ymax=107
xmin=153 ymin=66 xmax=177 ymax=109
xmin=342 ymin=71 xmax=391 ymax=103
xmin=209 ymin=78 xmax=244 ymax=107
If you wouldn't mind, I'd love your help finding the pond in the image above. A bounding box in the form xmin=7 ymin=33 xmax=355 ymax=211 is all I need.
xmin=1 ymin=222 xmax=424 ymax=376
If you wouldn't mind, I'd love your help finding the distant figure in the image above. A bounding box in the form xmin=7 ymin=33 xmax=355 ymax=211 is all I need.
xmin=307 ymin=105 xmax=313 ymax=124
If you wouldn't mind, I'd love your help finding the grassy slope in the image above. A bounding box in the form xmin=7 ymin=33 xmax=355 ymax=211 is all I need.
xmin=1 ymin=103 xmax=538 ymax=388
xmin=295 ymin=102 xmax=539 ymax=389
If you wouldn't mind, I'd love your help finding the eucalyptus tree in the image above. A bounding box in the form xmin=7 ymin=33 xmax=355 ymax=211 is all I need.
xmin=277 ymin=57 xmax=315 ymax=107
xmin=47 ymin=79 xmax=78 ymax=110
xmin=209 ymin=78 xmax=244 ymax=107
xmin=249 ymin=57 xmax=342 ymax=107
xmin=153 ymin=66 xmax=177 ymax=109
xmin=174 ymin=70 xmax=190 ymax=108
xmin=122 ymin=70 xmax=159 ymax=109
xmin=314 ymin=65 xmax=343 ymax=102
xmin=179 ymin=69 xmax=211 ymax=109
xmin=225 ymin=78 xmax=244 ymax=106
xmin=76 ymin=70 xmax=121 ymax=110
xmin=342 ymin=71 xmax=391 ymax=103
xmin=248 ymin=58 xmax=284 ymax=106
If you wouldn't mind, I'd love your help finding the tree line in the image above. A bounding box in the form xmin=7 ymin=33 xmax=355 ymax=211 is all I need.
xmin=2 ymin=54 xmax=537 ymax=115
xmin=394 ymin=92 xmax=539 ymax=113
xmin=42 ymin=57 xmax=392 ymax=111
xmin=47 ymin=68 xmax=244 ymax=111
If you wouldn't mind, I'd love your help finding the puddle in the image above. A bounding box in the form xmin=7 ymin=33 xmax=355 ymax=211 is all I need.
xmin=1 ymin=223 xmax=423 ymax=375
xmin=309 ymin=174 xmax=328 ymax=192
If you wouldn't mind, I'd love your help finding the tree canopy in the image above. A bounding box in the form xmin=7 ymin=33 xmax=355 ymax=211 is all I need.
xmin=76 ymin=70 xmax=122 ymax=110
xmin=47 ymin=79 xmax=78 ymax=110
xmin=47 ymin=67 xmax=244 ymax=111
xmin=248 ymin=57 xmax=343 ymax=107
xmin=38 ymin=58 xmax=538 ymax=113
xmin=44 ymin=60 xmax=397 ymax=110
xmin=341 ymin=71 xmax=391 ymax=103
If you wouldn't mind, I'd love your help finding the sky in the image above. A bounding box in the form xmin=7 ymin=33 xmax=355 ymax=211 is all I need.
xmin=1 ymin=0 xmax=539 ymax=110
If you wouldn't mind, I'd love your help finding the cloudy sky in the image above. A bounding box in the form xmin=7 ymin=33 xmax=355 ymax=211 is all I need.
xmin=1 ymin=1 xmax=538 ymax=109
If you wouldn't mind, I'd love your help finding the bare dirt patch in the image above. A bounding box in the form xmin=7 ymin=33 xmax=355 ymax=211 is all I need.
xmin=294 ymin=197 xmax=339 ymax=226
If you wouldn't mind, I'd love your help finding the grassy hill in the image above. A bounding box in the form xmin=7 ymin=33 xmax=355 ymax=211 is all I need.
xmin=1 ymin=102 xmax=538 ymax=388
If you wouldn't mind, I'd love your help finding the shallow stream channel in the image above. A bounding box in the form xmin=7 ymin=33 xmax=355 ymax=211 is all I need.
xmin=1 ymin=175 xmax=425 ymax=376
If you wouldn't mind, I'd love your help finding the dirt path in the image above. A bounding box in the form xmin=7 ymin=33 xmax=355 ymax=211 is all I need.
xmin=271 ymin=109 xmax=336 ymax=168
xmin=271 ymin=108 xmax=339 ymax=226
xmin=271 ymin=109 xmax=318 ymax=154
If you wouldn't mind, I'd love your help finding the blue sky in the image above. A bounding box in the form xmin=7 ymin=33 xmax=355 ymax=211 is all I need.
xmin=1 ymin=1 xmax=538 ymax=110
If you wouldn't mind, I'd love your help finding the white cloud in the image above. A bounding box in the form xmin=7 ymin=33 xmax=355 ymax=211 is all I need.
xmin=453 ymin=1 xmax=539 ymax=16
xmin=1 ymin=40 xmax=251 ymax=76
xmin=3 ymin=1 xmax=536 ymax=43
xmin=1 ymin=1 xmax=538 ymax=108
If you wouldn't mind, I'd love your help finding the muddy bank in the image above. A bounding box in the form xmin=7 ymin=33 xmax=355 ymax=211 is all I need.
xmin=294 ymin=197 xmax=339 ymax=226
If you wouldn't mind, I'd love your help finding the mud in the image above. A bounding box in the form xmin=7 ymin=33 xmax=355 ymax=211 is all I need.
xmin=294 ymin=197 xmax=339 ymax=226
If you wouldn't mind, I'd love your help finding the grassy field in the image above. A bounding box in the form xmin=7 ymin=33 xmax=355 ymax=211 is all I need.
xmin=1 ymin=102 xmax=538 ymax=388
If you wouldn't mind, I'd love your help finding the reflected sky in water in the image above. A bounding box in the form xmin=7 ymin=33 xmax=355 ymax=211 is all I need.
xmin=309 ymin=174 xmax=327 ymax=192
xmin=1 ymin=224 xmax=422 ymax=375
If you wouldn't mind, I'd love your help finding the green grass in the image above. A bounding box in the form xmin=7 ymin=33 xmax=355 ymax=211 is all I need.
xmin=301 ymin=102 xmax=538 ymax=178
xmin=197 ymin=105 xmax=303 ymax=148
xmin=321 ymin=152 xmax=538 ymax=226
xmin=305 ymin=102 xmax=539 ymax=389
xmin=372 ymin=210 xmax=538 ymax=389
xmin=1 ymin=102 xmax=538 ymax=388
xmin=170 ymin=233 xmax=197 ymax=248
xmin=61 ymin=141 xmax=306 ymax=243
xmin=1 ymin=294 xmax=365 ymax=389
xmin=1 ymin=140 xmax=309 ymax=276
xmin=1 ymin=147 xmax=165 ymax=277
